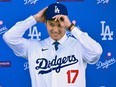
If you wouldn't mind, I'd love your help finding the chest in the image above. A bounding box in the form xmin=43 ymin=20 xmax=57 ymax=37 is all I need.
xmin=29 ymin=41 xmax=83 ymax=73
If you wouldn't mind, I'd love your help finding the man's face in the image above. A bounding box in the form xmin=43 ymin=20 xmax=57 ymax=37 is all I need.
xmin=46 ymin=20 xmax=66 ymax=41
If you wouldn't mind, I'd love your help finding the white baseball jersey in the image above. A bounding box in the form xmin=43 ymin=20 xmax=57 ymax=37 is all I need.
xmin=3 ymin=16 xmax=102 ymax=87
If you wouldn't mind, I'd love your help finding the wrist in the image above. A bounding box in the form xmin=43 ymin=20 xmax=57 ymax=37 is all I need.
xmin=33 ymin=14 xmax=41 ymax=22
xmin=68 ymin=23 xmax=75 ymax=31
xmin=33 ymin=14 xmax=38 ymax=22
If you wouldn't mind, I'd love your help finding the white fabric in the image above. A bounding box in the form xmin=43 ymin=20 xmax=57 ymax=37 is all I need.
xmin=3 ymin=16 xmax=103 ymax=87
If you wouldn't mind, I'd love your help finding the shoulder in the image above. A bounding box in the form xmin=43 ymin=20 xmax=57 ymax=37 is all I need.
xmin=28 ymin=39 xmax=41 ymax=46
xmin=68 ymin=36 xmax=82 ymax=46
xmin=27 ymin=37 xmax=49 ymax=45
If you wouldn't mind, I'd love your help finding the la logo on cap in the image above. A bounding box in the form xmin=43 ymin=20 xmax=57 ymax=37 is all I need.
xmin=54 ymin=6 xmax=60 ymax=13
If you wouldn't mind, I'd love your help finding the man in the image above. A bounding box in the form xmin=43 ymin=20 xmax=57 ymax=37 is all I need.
xmin=3 ymin=2 xmax=102 ymax=87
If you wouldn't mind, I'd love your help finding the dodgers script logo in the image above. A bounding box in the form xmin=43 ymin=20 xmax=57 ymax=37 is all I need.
xmin=35 ymin=55 xmax=78 ymax=74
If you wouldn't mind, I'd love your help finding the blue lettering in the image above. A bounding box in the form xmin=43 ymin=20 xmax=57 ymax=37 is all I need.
xmin=35 ymin=55 xmax=78 ymax=74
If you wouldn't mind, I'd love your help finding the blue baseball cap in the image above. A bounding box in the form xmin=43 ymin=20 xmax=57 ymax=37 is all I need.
xmin=45 ymin=2 xmax=68 ymax=20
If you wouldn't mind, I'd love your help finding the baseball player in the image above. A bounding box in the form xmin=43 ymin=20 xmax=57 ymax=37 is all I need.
xmin=3 ymin=2 xmax=103 ymax=87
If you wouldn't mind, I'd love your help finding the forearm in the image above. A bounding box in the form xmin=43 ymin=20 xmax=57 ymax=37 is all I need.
xmin=70 ymin=27 xmax=103 ymax=63
xmin=3 ymin=16 xmax=37 ymax=58
xmin=3 ymin=16 xmax=36 ymax=43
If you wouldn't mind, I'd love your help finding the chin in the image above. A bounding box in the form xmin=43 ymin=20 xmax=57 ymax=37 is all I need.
xmin=52 ymin=37 xmax=60 ymax=41
xmin=53 ymin=38 xmax=59 ymax=41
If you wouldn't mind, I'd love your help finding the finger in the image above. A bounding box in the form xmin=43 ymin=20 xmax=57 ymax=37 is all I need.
xmin=52 ymin=15 xmax=58 ymax=21
xmin=52 ymin=15 xmax=61 ymax=19
xmin=52 ymin=15 xmax=59 ymax=19
xmin=54 ymin=17 xmax=58 ymax=21
xmin=57 ymin=16 xmax=63 ymax=21
xmin=53 ymin=16 xmax=59 ymax=21
xmin=39 ymin=7 xmax=48 ymax=15
xmin=53 ymin=15 xmax=65 ymax=21
xmin=42 ymin=7 xmax=48 ymax=14
xmin=58 ymin=18 xmax=63 ymax=25
xmin=42 ymin=7 xmax=48 ymax=11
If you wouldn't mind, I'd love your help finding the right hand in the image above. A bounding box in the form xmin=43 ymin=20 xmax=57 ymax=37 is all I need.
xmin=52 ymin=15 xmax=71 ymax=29
xmin=33 ymin=7 xmax=48 ymax=22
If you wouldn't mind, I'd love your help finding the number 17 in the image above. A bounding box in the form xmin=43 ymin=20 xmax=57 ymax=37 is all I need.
xmin=67 ymin=70 xmax=79 ymax=83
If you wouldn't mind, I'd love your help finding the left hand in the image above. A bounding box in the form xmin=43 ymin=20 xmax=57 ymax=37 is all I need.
xmin=33 ymin=7 xmax=48 ymax=22
xmin=52 ymin=15 xmax=71 ymax=29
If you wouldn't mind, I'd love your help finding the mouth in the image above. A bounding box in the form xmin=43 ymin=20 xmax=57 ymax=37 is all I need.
xmin=52 ymin=33 xmax=60 ymax=37
xmin=51 ymin=32 xmax=60 ymax=37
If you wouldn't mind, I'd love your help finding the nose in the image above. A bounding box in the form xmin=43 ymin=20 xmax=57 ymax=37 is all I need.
xmin=53 ymin=26 xmax=59 ymax=32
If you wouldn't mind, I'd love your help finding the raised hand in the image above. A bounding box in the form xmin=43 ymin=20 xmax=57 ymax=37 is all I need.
xmin=33 ymin=7 xmax=48 ymax=22
xmin=52 ymin=15 xmax=71 ymax=29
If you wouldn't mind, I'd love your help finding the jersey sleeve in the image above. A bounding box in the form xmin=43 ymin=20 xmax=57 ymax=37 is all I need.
xmin=3 ymin=16 xmax=37 ymax=58
xmin=71 ymin=27 xmax=103 ymax=64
